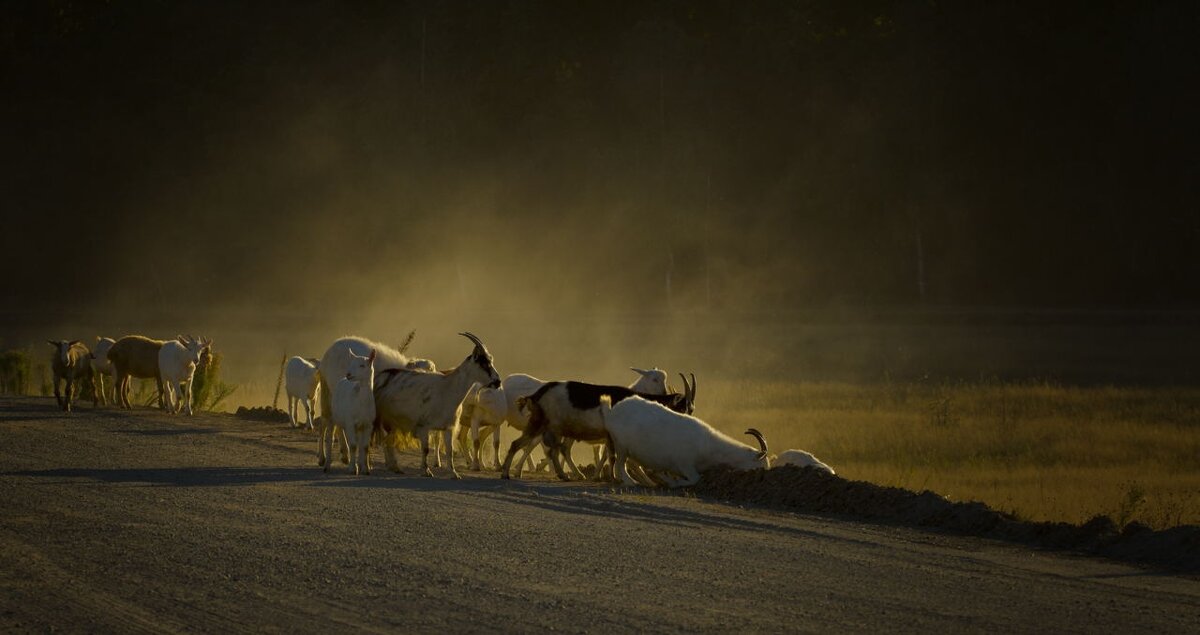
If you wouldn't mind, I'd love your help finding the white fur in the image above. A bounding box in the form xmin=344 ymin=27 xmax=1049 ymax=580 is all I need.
xmin=317 ymin=336 xmax=411 ymax=467
xmin=158 ymin=336 xmax=212 ymax=415
xmin=456 ymin=382 xmax=509 ymax=471
xmin=628 ymin=367 xmax=667 ymax=394
xmin=600 ymin=395 xmax=769 ymax=488
xmin=406 ymin=358 xmax=437 ymax=372
xmin=773 ymin=449 xmax=835 ymax=475
xmin=374 ymin=333 xmax=500 ymax=479
xmin=90 ymin=337 xmax=115 ymax=406
xmin=326 ymin=349 xmax=375 ymax=475
xmin=285 ymin=356 xmax=321 ymax=429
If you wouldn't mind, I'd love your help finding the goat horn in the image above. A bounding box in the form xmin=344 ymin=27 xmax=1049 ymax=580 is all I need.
xmin=689 ymin=373 xmax=697 ymax=401
xmin=459 ymin=331 xmax=486 ymax=351
xmin=678 ymin=372 xmax=689 ymax=397
xmin=744 ymin=428 xmax=768 ymax=455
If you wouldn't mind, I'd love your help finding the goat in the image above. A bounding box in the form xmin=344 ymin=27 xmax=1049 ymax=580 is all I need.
xmin=107 ymin=335 xmax=165 ymax=409
xmin=48 ymin=340 xmax=95 ymax=412
xmin=500 ymin=373 xmax=696 ymax=481
xmin=317 ymin=336 xmax=412 ymax=467
xmin=455 ymin=381 xmax=509 ymax=471
xmin=327 ymin=348 xmax=376 ymax=475
xmin=599 ymin=395 xmax=770 ymax=487
xmin=89 ymin=337 xmax=115 ymax=406
xmin=285 ymin=356 xmax=321 ymax=429
xmin=561 ymin=367 xmax=673 ymax=478
xmin=497 ymin=368 xmax=672 ymax=478
xmin=373 ymin=332 xmax=500 ymax=478
xmin=158 ymin=335 xmax=212 ymax=415
xmin=772 ymin=449 xmax=835 ymax=475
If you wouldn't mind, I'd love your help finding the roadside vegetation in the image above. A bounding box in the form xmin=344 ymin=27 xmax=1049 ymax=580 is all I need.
xmin=708 ymin=379 xmax=1200 ymax=529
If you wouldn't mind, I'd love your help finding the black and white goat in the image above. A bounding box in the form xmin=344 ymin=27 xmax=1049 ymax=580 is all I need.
xmin=496 ymin=368 xmax=671 ymax=477
xmin=499 ymin=373 xmax=696 ymax=481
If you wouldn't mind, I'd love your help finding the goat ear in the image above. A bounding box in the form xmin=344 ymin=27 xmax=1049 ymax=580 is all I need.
xmin=47 ymin=340 xmax=57 ymax=347
xmin=631 ymin=367 xmax=648 ymax=376
xmin=176 ymin=335 xmax=187 ymax=345
xmin=68 ymin=340 xmax=81 ymax=347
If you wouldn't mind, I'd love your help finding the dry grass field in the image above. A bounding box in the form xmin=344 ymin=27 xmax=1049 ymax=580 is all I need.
xmin=706 ymin=379 xmax=1200 ymax=529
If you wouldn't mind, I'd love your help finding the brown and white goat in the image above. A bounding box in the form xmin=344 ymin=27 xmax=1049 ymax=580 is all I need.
xmin=106 ymin=335 xmax=165 ymax=409
xmin=48 ymin=339 xmax=95 ymax=412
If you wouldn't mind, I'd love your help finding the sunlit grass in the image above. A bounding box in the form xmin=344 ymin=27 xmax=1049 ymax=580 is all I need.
xmin=704 ymin=380 xmax=1200 ymax=528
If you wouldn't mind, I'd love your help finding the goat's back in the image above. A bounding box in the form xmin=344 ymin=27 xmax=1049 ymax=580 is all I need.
xmin=107 ymin=336 xmax=165 ymax=378
xmin=285 ymin=356 xmax=320 ymax=398
xmin=500 ymin=373 xmax=545 ymax=429
xmin=606 ymin=396 xmax=712 ymax=458
xmin=320 ymin=336 xmax=408 ymax=392
xmin=775 ymin=450 xmax=835 ymax=474
xmin=606 ymin=396 xmax=761 ymax=473
xmin=373 ymin=368 xmax=468 ymax=434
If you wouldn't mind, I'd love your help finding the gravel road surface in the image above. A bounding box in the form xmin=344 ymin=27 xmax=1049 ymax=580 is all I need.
xmin=1 ymin=396 xmax=1197 ymax=633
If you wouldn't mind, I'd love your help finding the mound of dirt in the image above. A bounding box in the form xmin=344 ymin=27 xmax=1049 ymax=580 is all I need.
xmin=233 ymin=406 xmax=291 ymax=423
xmin=694 ymin=465 xmax=1200 ymax=573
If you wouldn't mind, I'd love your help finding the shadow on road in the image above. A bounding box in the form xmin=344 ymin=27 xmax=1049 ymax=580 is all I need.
xmin=115 ymin=428 xmax=219 ymax=437
xmin=2 ymin=466 xmax=321 ymax=487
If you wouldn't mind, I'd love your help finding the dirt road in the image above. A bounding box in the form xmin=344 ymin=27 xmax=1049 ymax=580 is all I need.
xmin=1 ymin=396 xmax=1197 ymax=633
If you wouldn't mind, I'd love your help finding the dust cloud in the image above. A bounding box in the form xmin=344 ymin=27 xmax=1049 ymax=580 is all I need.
xmin=4 ymin=2 xmax=1200 ymax=407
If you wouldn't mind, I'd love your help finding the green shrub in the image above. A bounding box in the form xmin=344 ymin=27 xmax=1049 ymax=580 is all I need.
xmin=0 ymin=349 xmax=32 ymax=394
xmin=192 ymin=351 xmax=237 ymax=412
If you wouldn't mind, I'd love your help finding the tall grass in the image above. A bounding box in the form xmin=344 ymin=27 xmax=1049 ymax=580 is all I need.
xmin=704 ymin=380 xmax=1200 ymax=529
xmin=192 ymin=351 xmax=237 ymax=412
xmin=0 ymin=349 xmax=32 ymax=395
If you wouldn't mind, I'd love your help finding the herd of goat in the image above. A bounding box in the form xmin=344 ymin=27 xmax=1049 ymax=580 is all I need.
xmin=44 ymin=332 xmax=834 ymax=487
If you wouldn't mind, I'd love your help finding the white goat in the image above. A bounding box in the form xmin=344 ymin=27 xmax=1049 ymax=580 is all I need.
xmin=599 ymin=395 xmax=769 ymax=487
xmin=373 ymin=332 xmax=500 ymax=478
xmin=773 ymin=449 xmax=835 ymax=475
xmin=456 ymin=381 xmax=509 ymax=471
xmin=90 ymin=337 xmax=115 ymax=406
xmin=317 ymin=336 xmax=412 ymax=467
xmin=48 ymin=339 xmax=94 ymax=412
xmin=158 ymin=335 xmax=212 ymax=415
xmin=284 ymin=356 xmax=321 ymax=429
xmin=327 ymin=349 xmax=376 ymax=475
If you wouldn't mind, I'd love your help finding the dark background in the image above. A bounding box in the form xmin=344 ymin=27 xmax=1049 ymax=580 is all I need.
xmin=3 ymin=0 xmax=1199 ymax=318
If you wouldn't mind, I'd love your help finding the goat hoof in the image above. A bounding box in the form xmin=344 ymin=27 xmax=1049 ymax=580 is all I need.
xmin=422 ymin=469 xmax=434 ymax=478
xmin=450 ymin=471 xmax=462 ymax=480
